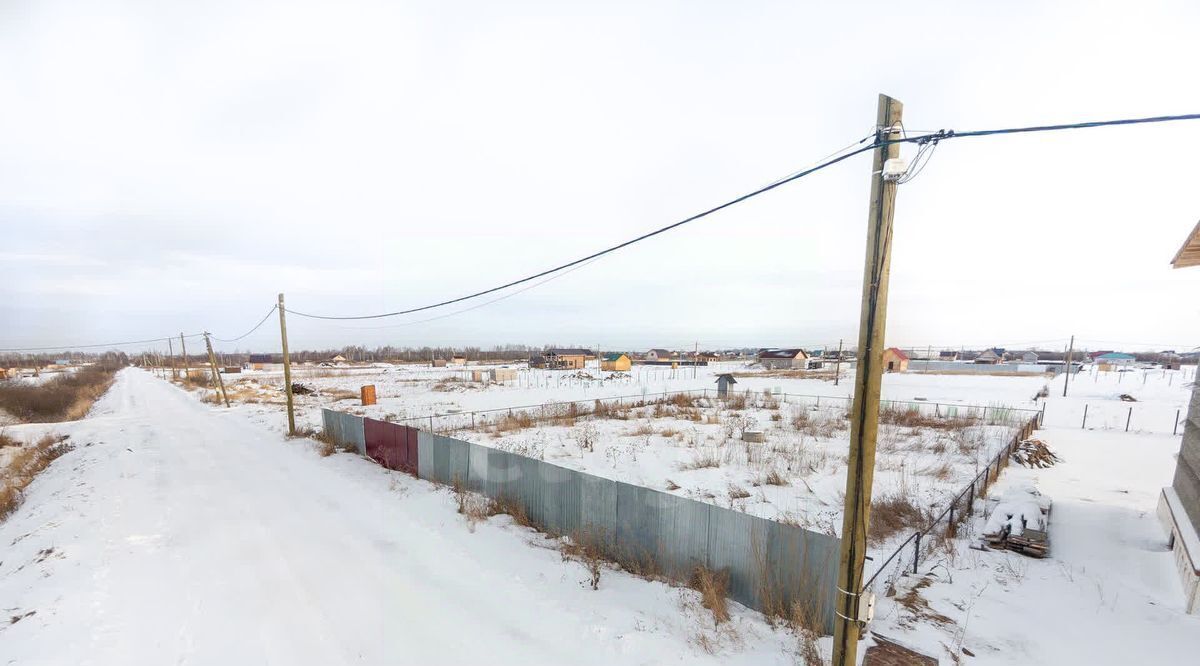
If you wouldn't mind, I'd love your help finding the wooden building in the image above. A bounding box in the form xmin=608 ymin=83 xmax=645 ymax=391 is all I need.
xmin=600 ymin=353 xmax=631 ymax=372
xmin=544 ymin=348 xmax=593 ymax=370
xmin=881 ymin=347 xmax=909 ymax=372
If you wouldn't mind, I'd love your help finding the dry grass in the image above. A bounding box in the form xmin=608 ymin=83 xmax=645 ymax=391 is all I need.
xmin=869 ymin=492 xmax=931 ymax=545
xmin=690 ymin=566 xmax=730 ymax=623
xmin=879 ymin=405 xmax=975 ymax=430
xmin=1 ymin=434 xmax=74 ymax=523
xmin=0 ymin=366 xmax=116 ymax=423
xmin=678 ymin=450 xmax=721 ymax=470
xmin=727 ymin=484 xmax=751 ymax=500
xmin=762 ymin=468 xmax=789 ymax=486
xmin=562 ymin=528 xmax=606 ymax=590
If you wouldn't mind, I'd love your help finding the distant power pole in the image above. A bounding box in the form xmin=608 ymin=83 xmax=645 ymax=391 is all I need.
xmin=833 ymin=93 xmax=903 ymax=666
xmin=834 ymin=339 xmax=844 ymax=386
xmin=168 ymin=337 xmax=177 ymax=379
xmin=1062 ymin=334 xmax=1075 ymax=397
xmin=278 ymin=293 xmax=296 ymax=436
xmin=694 ymin=341 xmax=699 ymax=379
xmin=204 ymin=332 xmax=230 ymax=407
xmin=179 ymin=333 xmax=189 ymax=381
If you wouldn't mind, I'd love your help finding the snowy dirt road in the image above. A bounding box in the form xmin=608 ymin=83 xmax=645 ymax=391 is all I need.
xmin=0 ymin=370 xmax=792 ymax=665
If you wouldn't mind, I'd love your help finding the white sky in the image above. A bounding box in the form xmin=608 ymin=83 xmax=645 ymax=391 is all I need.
xmin=2 ymin=0 xmax=1199 ymax=354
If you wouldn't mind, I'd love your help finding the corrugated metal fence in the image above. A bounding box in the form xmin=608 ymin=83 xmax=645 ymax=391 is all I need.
xmin=321 ymin=407 xmax=839 ymax=630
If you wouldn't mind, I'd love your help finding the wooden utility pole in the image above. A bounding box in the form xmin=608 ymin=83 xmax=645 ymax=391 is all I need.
xmin=832 ymin=93 xmax=903 ymax=666
xmin=204 ymin=333 xmax=230 ymax=407
xmin=1062 ymin=334 xmax=1075 ymax=397
xmin=179 ymin=333 xmax=189 ymax=382
xmin=278 ymin=293 xmax=296 ymax=436
xmin=168 ymin=336 xmax=177 ymax=379
xmin=834 ymin=339 xmax=844 ymax=386
xmin=694 ymin=341 xmax=699 ymax=378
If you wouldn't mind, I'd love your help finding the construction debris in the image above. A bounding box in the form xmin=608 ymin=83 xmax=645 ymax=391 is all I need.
xmin=983 ymin=484 xmax=1051 ymax=558
xmin=1119 ymin=393 xmax=1138 ymax=402
xmin=1011 ymin=438 xmax=1060 ymax=468
xmin=291 ymin=382 xmax=315 ymax=395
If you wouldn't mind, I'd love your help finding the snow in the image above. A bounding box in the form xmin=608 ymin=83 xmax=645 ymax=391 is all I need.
xmin=982 ymin=485 xmax=1050 ymax=537
xmin=0 ymin=369 xmax=796 ymax=664
xmin=865 ymin=424 xmax=1200 ymax=664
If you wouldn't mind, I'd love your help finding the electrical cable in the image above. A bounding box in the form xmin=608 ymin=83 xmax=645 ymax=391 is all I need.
xmin=0 ymin=333 xmax=205 ymax=353
xmin=288 ymin=111 xmax=1200 ymax=323
xmin=212 ymin=305 xmax=279 ymax=342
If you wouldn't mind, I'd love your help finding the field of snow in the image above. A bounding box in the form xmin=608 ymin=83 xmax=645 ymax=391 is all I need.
xmin=0 ymin=370 xmax=799 ymax=664
xmin=211 ymin=362 xmax=1050 ymax=558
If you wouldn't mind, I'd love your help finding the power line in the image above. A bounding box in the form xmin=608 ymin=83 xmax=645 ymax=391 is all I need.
xmin=287 ymin=111 xmax=1200 ymax=322
xmin=212 ymin=305 xmax=278 ymax=342
xmin=0 ymin=333 xmax=204 ymax=353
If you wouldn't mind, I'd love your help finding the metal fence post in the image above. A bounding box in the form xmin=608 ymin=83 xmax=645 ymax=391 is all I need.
xmin=1082 ymin=404 xmax=1088 ymax=429
xmin=912 ymin=533 xmax=921 ymax=574
xmin=1125 ymin=407 xmax=1132 ymax=432
xmin=1175 ymin=409 xmax=1181 ymax=436
xmin=1039 ymin=402 xmax=1045 ymax=427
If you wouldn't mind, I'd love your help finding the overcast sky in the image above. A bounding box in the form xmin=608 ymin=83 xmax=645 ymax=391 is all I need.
xmin=2 ymin=0 xmax=1199 ymax=355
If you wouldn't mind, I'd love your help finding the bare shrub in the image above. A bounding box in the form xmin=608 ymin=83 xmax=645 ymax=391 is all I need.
xmin=724 ymin=393 xmax=747 ymax=410
xmin=562 ymin=528 xmax=606 ymax=590
xmin=665 ymin=479 xmax=681 ymax=491
xmin=571 ymin=422 xmax=598 ymax=452
xmin=627 ymin=421 xmax=655 ymax=436
xmin=869 ymin=493 xmax=931 ymax=544
xmin=690 ymin=566 xmax=730 ymax=623
xmin=491 ymin=411 xmax=535 ymax=434
xmin=486 ymin=494 xmax=532 ymax=528
xmin=315 ymin=438 xmax=336 ymax=457
xmin=0 ymin=366 xmax=116 ymax=423
xmin=727 ymin=484 xmax=751 ymax=500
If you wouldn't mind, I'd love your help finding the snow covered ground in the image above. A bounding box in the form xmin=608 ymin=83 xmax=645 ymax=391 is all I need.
xmin=4 ymin=363 xmax=1197 ymax=664
xmin=0 ymin=369 xmax=798 ymax=664
xmin=864 ymin=424 xmax=1200 ymax=664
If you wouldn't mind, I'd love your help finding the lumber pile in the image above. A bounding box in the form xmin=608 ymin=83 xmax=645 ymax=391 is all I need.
xmin=982 ymin=484 xmax=1051 ymax=558
xmin=1011 ymin=438 xmax=1060 ymax=468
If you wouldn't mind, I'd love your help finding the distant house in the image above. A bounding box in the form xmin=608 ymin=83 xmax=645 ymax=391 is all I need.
xmin=527 ymin=354 xmax=546 ymax=369
xmin=1163 ymin=354 xmax=1183 ymax=370
xmin=431 ymin=359 xmax=448 ymax=368
xmin=545 ymin=348 xmax=593 ymax=370
xmin=882 ymin=347 xmax=909 ymax=372
xmin=646 ymin=349 xmax=674 ymax=362
xmin=329 ymin=354 xmax=347 ymax=363
xmin=939 ymin=350 xmax=960 ymax=361
xmin=758 ymin=348 xmax=808 ymax=370
xmin=600 ymin=353 xmax=632 ymax=372
xmin=1020 ymin=351 xmax=1039 ymax=364
xmin=246 ymin=353 xmax=276 ymax=370
xmin=698 ymin=351 xmax=722 ymax=363
xmin=974 ymin=349 xmax=1001 ymax=365
xmin=1096 ymin=352 xmax=1136 ymax=366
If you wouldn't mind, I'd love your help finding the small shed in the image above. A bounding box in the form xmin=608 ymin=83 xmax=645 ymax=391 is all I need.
xmin=431 ymin=359 xmax=448 ymax=368
xmin=600 ymin=353 xmax=631 ymax=372
xmin=715 ymin=373 xmax=737 ymax=397
xmin=450 ymin=355 xmax=467 ymax=365
xmin=1163 ymin=354 xmax=1183 ymax=370
xmin=882 ymin=347 xmax=909 ymax=372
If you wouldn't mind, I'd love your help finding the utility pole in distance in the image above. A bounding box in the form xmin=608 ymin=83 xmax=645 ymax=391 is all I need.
xmin=168 ymin=337 xmax=177 ymax=379
xmin=834 ymin=339 xmax=844 ymax=386
xmin=832 ymin=93 xmax=903 ymax=666
xmin=278 ymin=293 xmax=296 ymax=436
xmin=180 ymin=333 xmax=189 ymax=382
xmin=204 ymin=332 xmax=230 ymax=407
xmin=1062 ymin=334 xmax=1075 ymax=397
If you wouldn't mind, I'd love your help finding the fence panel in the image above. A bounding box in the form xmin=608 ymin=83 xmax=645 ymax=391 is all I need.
xmin=706 ymin=505 xmax=770 ymax=612
xmin=416 ymin=431 xmax=469 ymax=486
xmin=579 ymin=474 xmax=618 ymax=540
xmin=326 ymin=411 xmax=365 ymax=455
xmin=536 ymin=463 xmax=582 ymax=537
xmin=614 ymin=482 xmax=662 ymax=569
xmin=658 ymin=493 xmax=712 ymax=580
xmin=767 ymin=521 xmax=839 ymax=632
